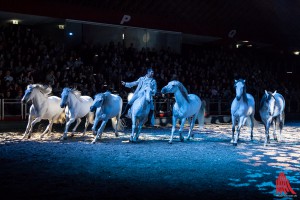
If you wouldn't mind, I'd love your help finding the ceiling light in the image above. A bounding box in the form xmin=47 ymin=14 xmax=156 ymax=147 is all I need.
xmin=58 ymin=25 xmax=65 ymax=30
xmin=12 ymin=20 xmax=19 ymax=25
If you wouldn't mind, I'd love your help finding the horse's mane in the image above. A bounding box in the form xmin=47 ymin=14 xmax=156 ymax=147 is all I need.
xmin=29 ymin=84 xmax=52 ymax=95
xmin=95 ymin=91 xmax=111 ymax=99
xmin=63 ymin=87 xmax=82 ymax=97
xmin=70 ymin=88 xmax=82 ymax=97
xmin=175 ymin=81 xmax=190 ymax=103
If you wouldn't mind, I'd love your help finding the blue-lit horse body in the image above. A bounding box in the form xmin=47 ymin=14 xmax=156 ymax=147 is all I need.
xmin=21 ymin=84 xmax=65 ymax=139
xmin=129 ymin=86 xmax=152 ymax=142
xmin=161 ymin=81 xmax=205 ymax=144
xmin=60 ymin=88 xmax=94 ymax=140
xmin=231 ymin=79 xmax=255 ymax=146
xmin=259 ymin=90 xmax=285 ymax=146
xmin=89 ymin=92 xmax=123 ymax=144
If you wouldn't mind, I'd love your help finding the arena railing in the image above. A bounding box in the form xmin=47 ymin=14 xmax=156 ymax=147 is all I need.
xmin=0 ymin=98 xmax=296 ymax=120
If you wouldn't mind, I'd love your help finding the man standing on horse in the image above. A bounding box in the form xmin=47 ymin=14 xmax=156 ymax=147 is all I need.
xmin=121 ymin=68 xmax=157 ymax=126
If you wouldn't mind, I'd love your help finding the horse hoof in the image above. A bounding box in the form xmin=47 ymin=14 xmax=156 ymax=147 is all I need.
xmin=233 ymin=143 xmax=237 ymax=146
xmin=115 ymin=133 xmax=119 ymax=137
xmin=70 ymin=133 xmax=75 ymax=137
xmin=91 ymin=140 xmax=96 ymax=144
xmin=60 ymin=137 xmax=67 ymax=141
xmin=180 ymin=138 xmax=184 ymax=142
xmin=168 ymin=141 xmax=173 ymax=144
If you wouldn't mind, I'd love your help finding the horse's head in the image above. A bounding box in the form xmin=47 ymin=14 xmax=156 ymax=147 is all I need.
xmin=90 ymin=93 xmax=104 ymax=112
xmin=144 ymin=86 xmax=152 ymax=103
xmin=21 ymin=85 xmax=34 ymax=103
xmin=234 ymin=79 xmax=246 ymax=101
xmin=161 ymin=80 xmax=189 ymax=102
xmin=260 ymin=90 xmax=276 ymax=116
xmin=161 ymin=81 xmax=178 ymax=94
xmin=21 ymin=84 xmax=51 ymax=103
xmin=60 ymin=88 xmax=71 ymax=108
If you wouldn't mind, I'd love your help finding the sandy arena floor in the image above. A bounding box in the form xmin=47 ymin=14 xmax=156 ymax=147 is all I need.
xmin=0 ymin=121 xmax=300 ymax=200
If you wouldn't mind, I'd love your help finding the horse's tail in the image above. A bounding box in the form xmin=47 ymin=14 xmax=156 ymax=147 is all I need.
xmin=197 ymin=100 xmax=206 ymax=130
xmin=112 ymin=116 xmax=125 ymax=131
xmin=88 ymin=111 xmax=95 ymax=124
xmin=53 ymin=110 xmax=66 ymax=124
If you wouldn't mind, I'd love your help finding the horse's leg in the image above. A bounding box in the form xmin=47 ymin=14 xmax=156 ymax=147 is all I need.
xmin=114 ymin=116 xmax=120 ymax=137
xmin=23 ymin=115 xmax=34 ymax=139
xmin=178 ymin=118 xmax=186 ymax=142
xmin=249 ymin=114 xmax=254 ymax=141
xmin=273 ymin=117 xmax=278 ymax=142
xmin=264 ymin=120 xmax=271 ymax=147
xmin=278 ymin=114 xmax=284 ymax=142
xmin=48 ymin=120 xmax=54 ymax=135
xmin=187 ymin=115 xmax=197 ymax=140
xmin=169 ymin=116 xmax=177 ymax=144
xmin=61 ymin=118 xmax=75 ymax=140
xmin=241 ymin=117 xmax=248 ymax=141
xmin=130 ymin=118 xmax=136 ymax=142
xmin=92 ymin=116 xmax=100 ymax=136
xmin=71 ymin=118 xmax=81 ymax=136
xmin=82 ymin=116 xmax=90 ymax=136
xmin=40 ymin=120 xmax=53 ymax=139
xmin=91 ymin=120 xmax=107 ymax=144
xmin=233 ymin=117 xmax=244 ymax=146
xmin=28 ymin=117 xmax=42 ymax=139
xmin=231 ymin=115 xmax=236 ymax=143
xmin=136 ymin=121 xmax=143 ymax=141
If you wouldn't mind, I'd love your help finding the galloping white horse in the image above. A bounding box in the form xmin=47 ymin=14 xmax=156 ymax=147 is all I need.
xmin=259 ymin=90 xmax=285 ymax=146
xmin=89 ymin=91 xmax=124 ymax=144
xmin=161 ymin=81 xmax=205 ymax=144
xmin=60 ymin=88 xmax=94 ymax=140
xmin=21 ymin=84 xmax=65 ymax=139
xmin=129 ymin=86 xmax=152 ymax=142
xmin=231 ymin=79 xmax=255 ymax=146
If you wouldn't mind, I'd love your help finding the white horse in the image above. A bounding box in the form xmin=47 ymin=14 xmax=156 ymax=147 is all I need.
xmin=231 ymin=79 xmax=255 ymax=146
xmin=89 ymin=91 xmax=124 ymax=144
xmin=259 ymin=90 xmax=285 ymax=146
xmin=60 ymin=88 xmax=94 ymax=140
xmin=161 ymin=81 xmax=205 ymax=144
xmin=129 ymin=86 xmax=152 ymax=142
xmin=21 ymin=84 xmax=65 ymax=139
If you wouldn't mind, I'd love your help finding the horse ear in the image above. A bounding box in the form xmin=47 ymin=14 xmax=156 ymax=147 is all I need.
xmin=234 ymin=80 xmax=238 ymax=83
xmin=243 ymin=79 xmax=246 ymax=83
xmin=265 ymin=90 xmax=268 ymax=96
xmin=273 ymin=90 xmax=277 ymax=96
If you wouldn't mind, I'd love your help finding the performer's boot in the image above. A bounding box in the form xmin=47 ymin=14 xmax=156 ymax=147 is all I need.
xmin=121 ymin=104 xmax=131 ymax=118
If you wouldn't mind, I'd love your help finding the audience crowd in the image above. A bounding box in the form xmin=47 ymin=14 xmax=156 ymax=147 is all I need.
xmin=0 ymin=24 xmax=300 ymax=115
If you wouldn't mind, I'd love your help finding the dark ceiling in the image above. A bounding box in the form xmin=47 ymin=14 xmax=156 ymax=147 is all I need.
xmin=1 ymin=0 xmax=300 ymax=50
